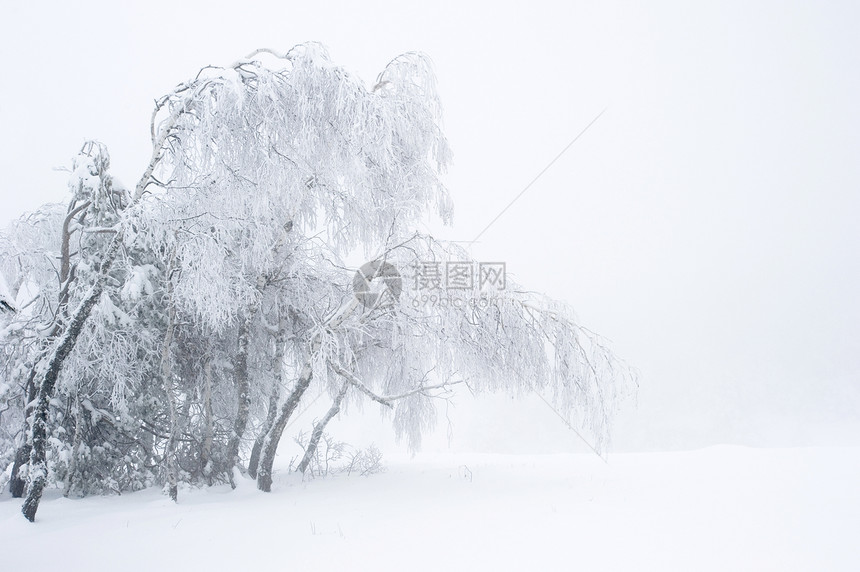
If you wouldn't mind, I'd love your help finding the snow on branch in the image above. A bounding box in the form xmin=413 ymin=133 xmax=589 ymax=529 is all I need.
xmin=329 ymin=359 xmax=464 ymax=409
xmin=332 ymin=234 xmax=636 ymax=453
xmin=127 ymin=43 xmax=452 ymax=332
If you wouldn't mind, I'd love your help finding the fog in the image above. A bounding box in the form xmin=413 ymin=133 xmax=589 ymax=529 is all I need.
xmin=2 ymin=1 xmax=858 ymax=451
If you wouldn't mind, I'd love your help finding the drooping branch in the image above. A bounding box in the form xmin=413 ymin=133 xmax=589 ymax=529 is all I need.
xmin=381 ymin=379 xmax=465 ymax=402
xmin=329 ymin=361 xmax=464 ymax=407
xmin=329 ymin=362 xmax=392 ymax=409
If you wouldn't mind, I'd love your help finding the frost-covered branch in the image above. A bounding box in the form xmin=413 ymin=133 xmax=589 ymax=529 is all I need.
xmin=2 ymin=43 xmax=633 ymax=513
xmin=330 ymin=360 xmax=463 ymax=408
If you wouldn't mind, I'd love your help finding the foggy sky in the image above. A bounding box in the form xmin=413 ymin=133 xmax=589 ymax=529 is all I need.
xmin=2 ymin=0 xmax=858 ymax=450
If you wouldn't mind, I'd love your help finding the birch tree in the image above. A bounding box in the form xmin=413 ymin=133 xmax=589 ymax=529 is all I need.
xmin=1 ymin=43 xmax=634 ymax=521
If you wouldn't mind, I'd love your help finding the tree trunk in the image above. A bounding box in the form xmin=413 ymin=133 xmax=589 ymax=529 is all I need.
xmin=225 ymin=311 xmax=253 ymax=484
xmin=297 ymin=381 xmax=349 ymax=474
xmin=256 ymin=364 xmax=313 ymax=492
xmin=9 ymin=369 xmax=38 ymax=497
xmin=19 ymin=103 xmax=186 ymax=521
xmin=256 ymin=300 xmax=358 ymax=491
xmin=22 ymin=273 xmax=110 ymax=521
xmin=248 ymin=384 xmax=279 ymax=480
xmin=9 ymin=443 xmax=31 ymax=498
xmin=201 ymin=360 xmax=214 ymax=485
xmin=161 ymin=279 xmax=179 ymax=503
xmin=11 ymin=199 xmax=85 ymax=499
xmin=248 ymin=321 xmax=285 ymax=479
xmin=63 ymin=392 xmax=84 ymax=498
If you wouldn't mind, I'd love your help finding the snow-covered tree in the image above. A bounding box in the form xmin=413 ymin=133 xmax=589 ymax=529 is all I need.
xmin=0 ymin=43 xmax=634 ymax=521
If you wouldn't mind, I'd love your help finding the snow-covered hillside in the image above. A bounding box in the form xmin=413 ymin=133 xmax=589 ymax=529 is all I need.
xmin=2 ymin=446 xmax=857 ymax=571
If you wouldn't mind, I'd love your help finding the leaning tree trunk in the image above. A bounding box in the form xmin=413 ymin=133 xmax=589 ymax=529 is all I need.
xmin=9 ymin=369 xmax=38 ymax=497
xmin=22 ymin=273 xmax=112 ymax=521
xmin=248 ymin=321 xmax=286 ymax=479
xmin=297 ymin=380 xmax=349 ymax=474
xmin=18 ymin=96 xmax=193 ymax=522
xmin=11 ymin=199 xmax=88 ymax=498
xmin=256 ymin=299 xmax=359 ymax=491
xmin=248 ymin=383 xmax=279 ymax=480
xmin=256 ymin=364 xmax=314 ymax=492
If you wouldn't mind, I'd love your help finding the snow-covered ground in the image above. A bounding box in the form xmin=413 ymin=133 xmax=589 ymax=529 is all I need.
xmin=1 ymin=446 xmax=858 ymax=571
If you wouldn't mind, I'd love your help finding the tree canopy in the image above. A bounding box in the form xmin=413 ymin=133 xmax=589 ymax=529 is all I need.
xmin=0 ymin=43 xmax=634 ymax=521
